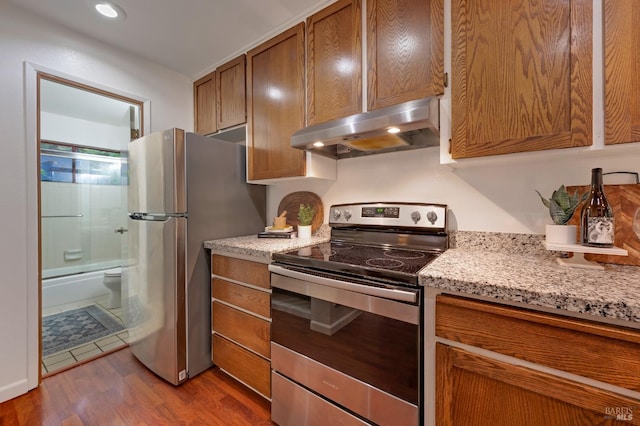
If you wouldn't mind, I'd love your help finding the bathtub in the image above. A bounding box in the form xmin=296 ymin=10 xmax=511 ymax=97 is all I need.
xmin=42 ymin=261 xmax=120 ymax=309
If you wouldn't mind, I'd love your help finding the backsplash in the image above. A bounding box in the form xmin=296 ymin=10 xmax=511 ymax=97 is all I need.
xmin=450 ymin=231 xmax=551 ymax=257
xmin=266 ymin=145 xmax=640 ymax=235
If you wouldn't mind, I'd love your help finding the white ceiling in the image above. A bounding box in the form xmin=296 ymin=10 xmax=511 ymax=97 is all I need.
xmin=8 ymin=0 xmax=334 ymax=78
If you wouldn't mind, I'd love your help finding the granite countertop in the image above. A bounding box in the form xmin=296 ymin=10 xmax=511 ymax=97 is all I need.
xmin=203 ymin=225 xmax=331 ymax=261
xmin=205 ymin=228 xmax=640 ymax=325
xmin=420 ymin=232 xmax=640 ymax=325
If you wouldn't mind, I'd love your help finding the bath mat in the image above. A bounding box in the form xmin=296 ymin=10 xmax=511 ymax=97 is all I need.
xmin=42 ymin=304 xmax=124 ymax=356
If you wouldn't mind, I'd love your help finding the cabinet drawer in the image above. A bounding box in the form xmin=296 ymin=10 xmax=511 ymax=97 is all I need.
xmin=212 ymin=301 xmax=270 ymax=358
xmin=436 ymin=294 xmax=640 ymax=392
xmin=213 ymin=334 xmax=271 ymax=398
xmin=212 ymin=255 xmax=270 ymax=289
xmin=213 ymin=278 xmax=270 ymax=318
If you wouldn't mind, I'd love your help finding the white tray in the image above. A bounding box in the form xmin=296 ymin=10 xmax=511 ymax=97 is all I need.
xmin=542 ymin=241 xmax=628 ymax=270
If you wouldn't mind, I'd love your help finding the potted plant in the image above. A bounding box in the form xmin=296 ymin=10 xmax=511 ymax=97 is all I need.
xmin=297 ymin=203 xmax=316 ymax=239
xmin=536 ymin=185 xmax=587 ymax=245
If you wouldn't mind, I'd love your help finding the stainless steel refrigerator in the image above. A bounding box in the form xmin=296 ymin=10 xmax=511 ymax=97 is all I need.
xmin=123 ymin=128 xmax=266 ymax=385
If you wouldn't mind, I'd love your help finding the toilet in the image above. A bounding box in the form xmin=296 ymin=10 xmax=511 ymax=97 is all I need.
xmin=103 ymin=268 xmax=122 ymax=309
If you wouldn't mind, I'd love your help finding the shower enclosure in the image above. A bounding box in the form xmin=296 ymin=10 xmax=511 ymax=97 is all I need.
xmin=39 ymin=77 xmax=141 ymax=312
xmin=40 ymin=141 xmax=128 ymax=307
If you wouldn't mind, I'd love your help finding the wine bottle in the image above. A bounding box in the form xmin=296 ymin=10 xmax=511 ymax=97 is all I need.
xmin=581 ymin=168 xmax=614 ymax=247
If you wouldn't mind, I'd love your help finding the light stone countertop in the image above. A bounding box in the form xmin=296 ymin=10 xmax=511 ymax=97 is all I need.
xmin=204 ymin=228 xmax=640 ymax=325
xmin=203 ymin=225 xmax=331 ymax=261
xmin=420 ymin=231 xmax=640 ymax=325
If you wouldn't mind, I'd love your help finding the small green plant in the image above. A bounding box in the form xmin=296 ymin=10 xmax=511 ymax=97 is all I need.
xmin=297 ymin=204 xmax=316 ymax=226
xmin=536 ymin=185 xmax=588 ymax=225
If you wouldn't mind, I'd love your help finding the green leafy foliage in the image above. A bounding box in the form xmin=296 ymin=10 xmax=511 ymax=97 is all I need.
xmin=297 ymin=204 xmax=316 ymax=226
xmin=536 ymin=185 xmax=588 ymax=225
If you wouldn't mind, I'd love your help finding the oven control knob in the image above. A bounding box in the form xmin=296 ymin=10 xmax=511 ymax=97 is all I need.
xmin=343 ymin=209 xmax=352 ymax=221
xmin=426 ymin=211 xmax=438 ymax=225
xmin=410 ymin=211 xmax=421 ymax=224
xmin=332 ymin=209 xmax=341 ymax=220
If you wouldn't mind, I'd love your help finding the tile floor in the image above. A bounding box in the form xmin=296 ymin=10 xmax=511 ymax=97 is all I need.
xmin=41 ymin=295 xmax=128 ymax=376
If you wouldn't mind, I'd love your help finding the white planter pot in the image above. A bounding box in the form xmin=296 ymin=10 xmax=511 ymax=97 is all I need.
xmin=297 ymin=225 xmax=312 ymax=239
xmin=545 ymin=224 xmax=578 ymax=245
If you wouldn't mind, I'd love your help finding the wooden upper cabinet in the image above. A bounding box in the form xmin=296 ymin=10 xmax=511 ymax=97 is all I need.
xmin=367 ymin=0 xmax=444 ymax=111
xmin=450 ymin=0 xmax=593 ymax=159
xmin=604 ymin=0 xmax=640 ymax=145
xmin=216 ymin=55 xmax=246 ymax=130
xmin=307 ymin=0 xmax=362 ymax=125
xmin=193 ymin=71 xmax=217 ymax=135
xmin=247 ymin=23 xmax=306 ymax=181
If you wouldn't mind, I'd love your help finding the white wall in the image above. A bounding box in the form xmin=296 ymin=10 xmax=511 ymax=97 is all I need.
xmin=267 ymin=146 xmax=640 ymax=234
xmin=0 ymin=0 xmax=192 ymax=403
xmin=41 ymin=112 xmax=130 ymax=151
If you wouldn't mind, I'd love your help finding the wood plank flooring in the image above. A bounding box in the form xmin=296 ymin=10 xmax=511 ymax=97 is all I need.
xmin=0 ymin=348 xmax=274 ymax=425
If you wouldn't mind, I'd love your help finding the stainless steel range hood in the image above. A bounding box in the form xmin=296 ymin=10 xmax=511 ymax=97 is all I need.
xmin=291 ymin=97 xmax=439 ymax=159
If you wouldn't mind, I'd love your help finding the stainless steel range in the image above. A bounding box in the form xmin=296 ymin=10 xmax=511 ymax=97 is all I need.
xmin=269 ymin=202 xmax=448 ymax=426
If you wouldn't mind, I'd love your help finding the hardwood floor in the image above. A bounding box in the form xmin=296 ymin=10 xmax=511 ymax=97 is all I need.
xmin=0 ymin=348 xmax=274 ymax=425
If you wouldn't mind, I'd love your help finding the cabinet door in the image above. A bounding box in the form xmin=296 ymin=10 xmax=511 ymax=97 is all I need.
xmin=216 ymin=55 xmax=246 ymax=130
xmin=247 ymin=23 xmax=306 ymax=181
xmin=436 ymin=344 xmax=639 ymax=426
xmin=604 ymin=0 xmax=640 ymax=145
xmin=193 ymin=71 xmax=217 ymax=135
xmin=367 ymin=0 xmax=444 ymax=111
xmin=450 ymin=0 xmax=592 ymax=159
xmin=307 ymin=0 xmax=362 ymax=125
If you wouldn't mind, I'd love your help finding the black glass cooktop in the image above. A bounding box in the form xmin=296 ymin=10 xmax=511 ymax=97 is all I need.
xmin=272 ymin=241 xmax=440 ymax=286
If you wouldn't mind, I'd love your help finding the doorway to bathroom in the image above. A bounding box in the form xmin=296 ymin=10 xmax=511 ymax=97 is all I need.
xmin=38 ymin=74 xmax=143 ymax=376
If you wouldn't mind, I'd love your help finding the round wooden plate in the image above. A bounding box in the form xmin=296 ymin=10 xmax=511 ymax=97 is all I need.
xmin=277 ymin=191 xmax=324 ymax=232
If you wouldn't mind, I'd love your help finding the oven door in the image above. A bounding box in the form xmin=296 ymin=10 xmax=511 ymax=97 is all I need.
xmin=269 ymin=264 xmax=422 ymax=426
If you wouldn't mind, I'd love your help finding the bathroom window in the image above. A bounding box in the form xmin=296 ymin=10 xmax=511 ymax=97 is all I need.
xmin=40 ymin=141 xmax=127 ymax=185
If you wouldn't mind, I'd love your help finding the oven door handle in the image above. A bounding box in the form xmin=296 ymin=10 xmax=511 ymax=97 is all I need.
xmin=268 ymin=264 xmax=418 ymax=304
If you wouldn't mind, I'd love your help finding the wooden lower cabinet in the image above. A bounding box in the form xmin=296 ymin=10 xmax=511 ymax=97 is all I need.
xmin=436 ymin=344 xmax=638 ymax=425
xmin=212 ymin=255 xmax=270 ymax=290
xmin=211 ymin=254 xmax=271 ymax=399
xmin=212 ymin=301 xmax=270 ymax=359
xmin=213 ymin=334 xmax=271 ymax=398
xmin=435 ymin=295 xmax=640 ymax=425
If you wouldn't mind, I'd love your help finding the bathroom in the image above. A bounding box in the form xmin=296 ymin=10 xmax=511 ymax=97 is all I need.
xmin=39 ymin=77 xmax=141 ymax=375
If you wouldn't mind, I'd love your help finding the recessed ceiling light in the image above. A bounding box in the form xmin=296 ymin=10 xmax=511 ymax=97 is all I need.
xmin=387 ymin=127 xmax=401 ymax=134
xmin=95 ymin=2 xmax=126 ymax=20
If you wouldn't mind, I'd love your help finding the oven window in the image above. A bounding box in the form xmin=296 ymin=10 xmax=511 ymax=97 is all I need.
xmin=271 ymin=288 xmax=420 ymax=404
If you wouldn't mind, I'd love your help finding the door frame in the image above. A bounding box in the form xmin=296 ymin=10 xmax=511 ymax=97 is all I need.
xmin=24 ymin=61 xmax=150 ymax=389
